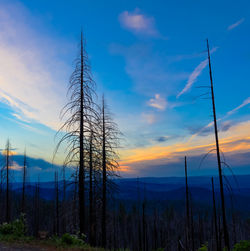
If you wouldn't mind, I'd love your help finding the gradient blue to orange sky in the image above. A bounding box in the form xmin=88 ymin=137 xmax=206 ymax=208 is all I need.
xmin=0 ymin=0 xmax=249 ymax=179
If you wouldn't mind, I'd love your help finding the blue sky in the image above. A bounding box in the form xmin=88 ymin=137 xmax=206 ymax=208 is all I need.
xmin=0 ymin=0 xmax=249 ymax=180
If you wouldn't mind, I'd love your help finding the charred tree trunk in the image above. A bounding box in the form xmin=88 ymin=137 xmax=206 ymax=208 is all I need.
xmin=55 ymin=30 xmax=96 ymax=238
xmin=34 ymin=180 xmax=40 ymax=237
xmin=89 ymin=130 xmax=94 ymax=245
xmin=62 ymin=166 xmax=66 ymax=233
xmin=73 ymin=169 xmax=78 ymax=232
xmin=5 ymin=140 xmax=10 ymax=223
xmin=79 ymin=31 xmax=85 ymax=235
xmin=21 ymin=150 xmax=27 ymax=214
xmin=212 ymin=177 xmax=220 ymax=251
xmin=153 ymin=208 xmax=158 ymax=250
xmin=190 ymin=203 xmax=195 ymax=251
xmin=55 ymin=171 xmax=59 ymax=235
xmin=185 ymin=156 xmax=190 ymax=250
xmin=207 ymin=39 xmax=230 ymax=250
xmin=142 ymin=200 xmax=146 ymax=251
xmin=230 ymin=194 xmax=237 ymax=245
xmin=102 ymin=97 xmax=107 ymax=248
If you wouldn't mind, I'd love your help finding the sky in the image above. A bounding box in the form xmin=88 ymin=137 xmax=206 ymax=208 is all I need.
xmin=0 ymin=0 xmax=249 ymax=180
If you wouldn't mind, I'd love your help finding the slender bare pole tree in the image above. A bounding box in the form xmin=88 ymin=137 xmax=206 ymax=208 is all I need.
xmin=34 ymin=178 xmax=40 ymax=237
xmin=185 ymin=156 xmax=190 ymax=250
xmin=62 ymin=166 xmax=66 ymax=233
xmin=88 ymin=128 xmax=94 ymax=245
xmin=21 ymin=149 xmax=27 ymax=214
xmin=211 ymin=177 xmax=220 ymax=251
xmin=55 ymin=171 xmax=59 ymax=235
xmin=207 ymin=39 xmax=230 ymax=250
xmin=5 ymin=139 xmax=11 ymax=223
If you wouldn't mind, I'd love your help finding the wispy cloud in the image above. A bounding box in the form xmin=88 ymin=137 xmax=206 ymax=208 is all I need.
xmin=119 ymin=8 xmax=159 ymax=37
xmin=227 ymin=18 xmax=245 ymax=31
xmin=188 ymin=97 xmax=250 ymax=142
xmin=177 ymin=58 xmax=208 ymax=98
xmin=0 ymin=3 xmax=72 ymax=131
xmin=147 ymin=94 xmax=167 ymax=110
xmin=110 ymin=43 xmax=188 ymax=96
xmin=226 ymin=97 xmax=250 ymax=116
xmin=177 ymin=47 xmax=218 ymax=98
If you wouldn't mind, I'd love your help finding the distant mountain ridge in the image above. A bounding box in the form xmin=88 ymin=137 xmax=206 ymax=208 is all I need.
xmin=6 ymin=175 xmax=250 ymax=212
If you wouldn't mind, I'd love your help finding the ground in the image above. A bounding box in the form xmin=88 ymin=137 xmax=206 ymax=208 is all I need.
xmin=0 ymin=243 xmax=47 ymax=250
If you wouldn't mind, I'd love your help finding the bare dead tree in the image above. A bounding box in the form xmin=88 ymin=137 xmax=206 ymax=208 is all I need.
xmin=55 ymin=171 xmax=59 ymax=235
xmin=99 ymin=95 xmax=120 ymax=248
xmin=62 ymin=166 xmax=66 ymax=233
xmin=34 ymin=178 xmax=40 ymax=237
xmin=88 ymin=128 xmax=95 ymax=245
xmin=55 ymin=31 xmax=96 ymax=235
xmin=4 ymin=139 xmax=11 ymax=223
xmin=207 ymin=39 xmax=230 ymax=250
xmin=153 ymin=208 xmax=158 ymax=250
xmin=21 ymin=149 xmax=27 ymax=214
xmin=142 ymin=199 xmax=146 ymax=251
xmin=185 ymin=156 xmax=190 ymax=250
xmin=211 ymin=177 xmax=220 ymax=251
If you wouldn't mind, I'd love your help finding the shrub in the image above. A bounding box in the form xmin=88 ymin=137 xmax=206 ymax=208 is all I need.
xmin=198 ymin=243 xmax=208 ymax=251
xmin=233 ymin=240 xmax=250 ymax=251
xmin=0 ymin=223 xmax=13 ymax=235
xmin=61 ymin=233 xmax=74 ymax=245
xmin=0 ymin=213 xmax=27 ymax=238
xmin=61 ymin=233 xmax=85 ymax=246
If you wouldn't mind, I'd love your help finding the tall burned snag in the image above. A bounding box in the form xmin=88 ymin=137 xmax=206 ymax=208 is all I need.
xmin=207 ymin=40 xmax=230 ymax=250
xmin=55 ymin=31 xmax=96 ymax=235
xmin=99 ymin=96 xmax=120 ymax=248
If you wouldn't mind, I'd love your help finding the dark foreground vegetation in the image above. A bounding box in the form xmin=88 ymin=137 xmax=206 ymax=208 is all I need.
xmin=0 ymin=184 xmax=250 ymax=251
xmin=0 ymin=33 xmax=249 ymax=251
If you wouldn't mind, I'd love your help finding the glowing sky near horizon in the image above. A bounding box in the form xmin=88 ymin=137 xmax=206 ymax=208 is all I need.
xmin=0 ymin=0 xmax=249 ymax=178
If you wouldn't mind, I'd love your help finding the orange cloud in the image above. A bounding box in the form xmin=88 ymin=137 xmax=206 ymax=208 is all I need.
xmin=1 ymin=149 xmax=17 ymax=156
xmin=118 ymin=120 xmax=250 ymax=173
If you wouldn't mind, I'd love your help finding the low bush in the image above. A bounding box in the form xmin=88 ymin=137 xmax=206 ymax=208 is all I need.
xmin=61 ymin=233 xmax=84 ymax=246
xmin=233 ymin=240 xmax=250 ymax=251
xmin=198 ymin=243 xmax=208 ymax=251
xmin=0 ymin=213 xmax=27 ymax=239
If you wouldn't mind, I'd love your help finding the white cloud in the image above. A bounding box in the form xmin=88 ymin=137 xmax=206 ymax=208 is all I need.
xmin=0 ymin=3 xmax=72 ymax=131
xmin=119 ymin=8 xmax=159 ymax=36
xmin=227 ymin=18 xmax=245 ymax=31
xmin=147 ymin=94 xmax=167 ymax=110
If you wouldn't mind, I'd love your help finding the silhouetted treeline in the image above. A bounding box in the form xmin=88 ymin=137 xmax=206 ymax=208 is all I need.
xmin=0 ymin=178 xmax=250 ymax=250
